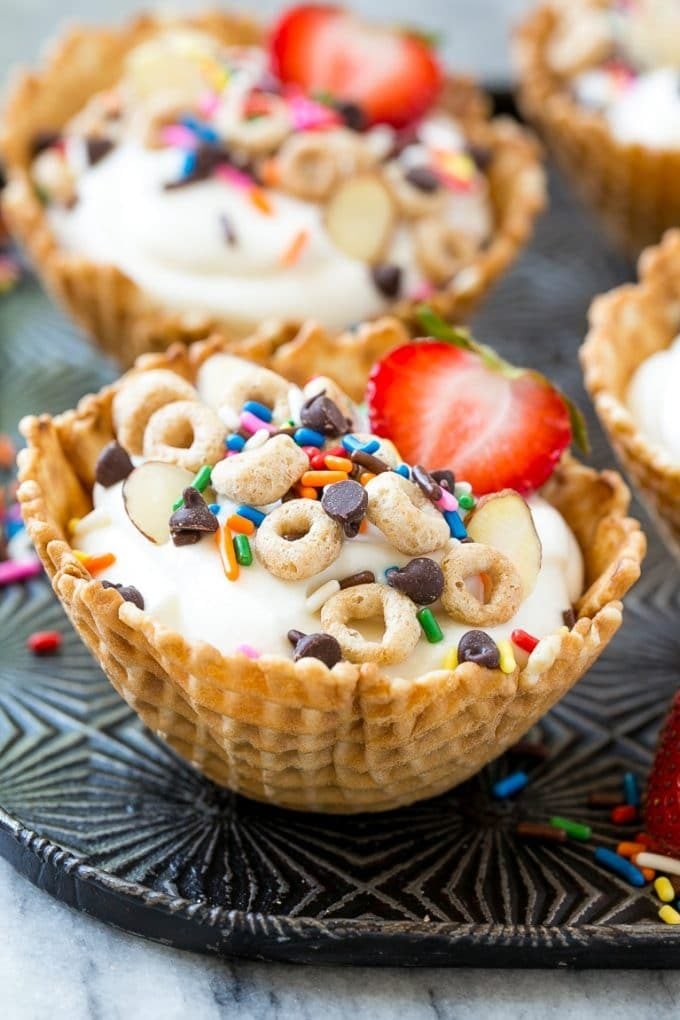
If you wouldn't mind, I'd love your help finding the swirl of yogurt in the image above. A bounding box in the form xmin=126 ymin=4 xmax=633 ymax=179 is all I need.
xmin=627 ymin=335 xmax=680 ymax=463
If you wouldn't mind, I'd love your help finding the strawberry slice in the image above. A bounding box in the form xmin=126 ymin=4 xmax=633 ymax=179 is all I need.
xmin=645 ymin=690 xmax=680 ymax=856
xmin=366 ymin=321 xmax=578 ymax=494
xmin=269 ymin=4 xmax=443 ymax=128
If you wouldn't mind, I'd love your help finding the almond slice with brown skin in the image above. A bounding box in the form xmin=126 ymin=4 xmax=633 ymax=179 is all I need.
xmin=123 ymin=462 xmax=197 ymax=544
xmin=325 ymin=174 xmax=395 ymax=263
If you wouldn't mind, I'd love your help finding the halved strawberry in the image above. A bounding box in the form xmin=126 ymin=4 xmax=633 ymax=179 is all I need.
xmin=366 ymin=320 xmax=578 ymax=494
xmin=645 ymin=690 xmax=680 ymax=856
xmin=269 ymin=4 xmax=443 ymax=129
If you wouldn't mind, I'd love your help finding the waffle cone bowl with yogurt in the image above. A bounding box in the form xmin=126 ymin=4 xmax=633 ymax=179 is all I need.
xmin=516 ymin=0 xmax=680 ymax=255
xmin=17 ymin=317 xmax=644 ymax=813
xmin=0 ymin=6 xmax=544 ymax=369
xmin=582 ymin=229 xmax=680 ymax=555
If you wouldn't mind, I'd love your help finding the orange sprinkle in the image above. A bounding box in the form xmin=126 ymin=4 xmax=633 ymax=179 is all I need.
xmin=296 ymin=484 xmax=318 ymax=500
xmin=75 ymin=551 xmax=116 ymax=575
xmin=280 ymin=229 xmax=309 ymax=267
xmin=226 ymin=513 xmax=255 ymax=536
xmin=324 ymin=455 xmax=353 ymax=472
xmin=359 ymin=472 xmax=376 ymax=486
xmin=260 ymin=157 xmax=280 ymax=188
xmin=641 ymin=867 xmax=656 ymax=882
xmin=301 ymin=470 xmax=348 ymax=487
xmin=215 ymin=524 xmax=239 ymax=581
xmin=359 ymin=518 xmax=369 ymax=534
xmin=250 ymin=186 xmax=273 ymax=215
xmin=617 ymin=842 xmax=647 ymax=859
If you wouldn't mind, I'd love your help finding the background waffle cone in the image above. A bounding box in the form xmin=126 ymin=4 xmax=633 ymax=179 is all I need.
xmin=582 ymin=229 xmax=680 ymax=556
xmin=516 ymin=5 xmax=680 ymax=256
xmin=1 ymin=11 xmax=544 ymax=370
xmin=17 ymin=334 xmax=644 ymax=813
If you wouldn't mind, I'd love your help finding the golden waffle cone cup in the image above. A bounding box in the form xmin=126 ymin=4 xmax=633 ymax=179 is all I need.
xmin=17 ymin=331 xmax=644 ymax=812
xmin=1 ymin=11 xmax=545 ymax=370
xmin=582 ymin=229 xmax=680 ymax=554
xmin=515 ymin=5 xmax=680 ymax=256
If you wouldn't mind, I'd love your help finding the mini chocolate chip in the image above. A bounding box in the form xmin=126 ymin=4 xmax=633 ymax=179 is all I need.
xmin=321 ymin=480 xmax=368 ymax=537
xmin=30 ymin=130 xmax=61 ymax=157
xmin=272 ymin=426 xmax=297 ymax=438
xmin=430 ymin=469 xmax=456 ymax=492
xmin=562 ymin=607 xmax=577 ymax=629
xmin=334 ymin=100 xmax=366 ymax=132
xmin=300 ymin=392 xmax=348 ymax=437
xmin=387 ymin=557 xmax=444 ymax=605
xmin=164 ymin=141 xmax=235 ymax=190
xmin=350 ymin=449 xmax=389 ymax=474
xmin=371 ymin=263 xmax=402 ymax=299
xmin=220 ymin=212 xmax=237 ymax=245
xmin=101 ymin=580 xmax=145 ymax=610
xmin=338 ymin=570 xmax=376 ymax=589
xmin=412 ymin=464 xmax=442 ymax=502
xmin=287 ymin=629 xmax=306 ymax=647
xmin=169 ymin=487 xmax=218 ymax=546
xmin=95 ymin=441 xmax=134 ymax=487
xmin=292 ymin=631 xmax=342 ymax=669
xmin=466 ymin=144 xmax=492 ymax=171
xmin=457 ymin=630 xmax=500 ymax=669
xmin=404 ymin=165 xmax=441 ymax=192
xmin=86 ymin=137 xmax=114 ymax=166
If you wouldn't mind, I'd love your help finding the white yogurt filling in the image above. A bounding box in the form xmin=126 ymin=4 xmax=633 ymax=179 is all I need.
xmin=573 ymin=67 xmax=680 ymax=148
xmin=626 ymin=335 xmax=680 ymax=463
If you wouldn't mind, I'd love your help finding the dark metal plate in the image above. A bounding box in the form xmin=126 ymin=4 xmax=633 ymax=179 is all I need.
xmin=1 ymin=171 xmax=679 ymax=966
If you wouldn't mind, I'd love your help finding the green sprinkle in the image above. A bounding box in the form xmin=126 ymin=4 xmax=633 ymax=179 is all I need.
xmin=233 ymin=533 xmax=253 ymax=566
xmin=458 ymin=493 xmax=475 ymax=510
xmin=549 ymin=816 xmax=592 ymax=841
xmin=172 ymin=464 xmax=213 ymax=510
xmin=417 ymin=607 xmax=443 ymax=644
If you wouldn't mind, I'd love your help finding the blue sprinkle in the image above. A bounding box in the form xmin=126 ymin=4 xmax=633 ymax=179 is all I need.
xmin=5 ymin=519 xmax=25 ymax=539
xmin=623 ymin=771 xmax=640 ymax=807
xmin=492 ymin=771 xmax=528 ymax=799
xmin=208 ymin=504 xmax=220 ymax=515
xmin=242 ymin=400 xmax=273 ymax=423
xmin=294 ymin=427 xmax=325 ymax=448
xmin=180 ymin=115 xmax=219 ymax=143
xmin=594 ymin=847 xmax=645 ymax=887
xmin=444 ymin=509 xmax=468 ymax=540
xmin=341 ymin=435 xmax=380 ymax=454
xmin=181 ymin=149 xmax=197 ymax=177
xmin=393 ymin=464 xmax=410 ymax=479
xmin=236 ymin=505 xmax=266 ymax=527
xmin=384 ymin=565 xmax=399 ymax=579
xmin=226 ymin=434 xmax=245 ymax=452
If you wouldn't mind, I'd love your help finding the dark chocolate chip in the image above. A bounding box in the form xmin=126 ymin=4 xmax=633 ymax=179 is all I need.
xmin=412 ymin=464 xmax=442 ymax=502
xmin=562 ymin=607 xmax=577 ymax=629
xmin=95 ymin=441 xmax=134 ymax=487
xmin=350 ymin=449 xmax=389 ymax=474
xmin=321 ymin=480 xmax=368 ymax=537
xmin=334 ymin=100 xmax=366 ymax=132
xmin=457 ymin=629 xmax=500 ymax=669
xmin=300 ymin=393 xmax=348 ymax=437
xmin=164 ymin=141 xmax=237 ymax=190
xmin=219 ymin=212 xmax=237 ymax=245
xmin=169 ymin=487 xmax=218 ymax=546
xmin=30 ymin=130 xmax=61 ymax=157
xmin=292 ymin=631 xmax=342 ymax=669
xmin=371 ymin=263 xmax=402 ymax=299
xmin=389 ymin=125 xmax=419 ymax=158
xmin=338 ymin=570 xmax=375 ymax=589
xmin=466 ymin=144 xmax=492 ymax=171
xmin=86 ymin=137 xmax=114 ymax=166
xmin=387 ymin=557 xmax=444 ymax=605
xmin=404 ymin=165 xmax=441 ymax=192
xmin=431 ymin=469 xmax=455 ymax=492
xmin=101 ymin=580 xmax=145 ymax=610
xmin=287 ymin=629 xmax=306 ymax=647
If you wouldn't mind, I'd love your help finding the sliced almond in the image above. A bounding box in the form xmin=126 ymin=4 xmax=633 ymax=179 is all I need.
xmin=325 ymin=174 xmax=395 ymax=263
xmin=465 ymin=490 xmax=542 ymax=599
xmin=123 ymin=461 xmax=196 ymax=544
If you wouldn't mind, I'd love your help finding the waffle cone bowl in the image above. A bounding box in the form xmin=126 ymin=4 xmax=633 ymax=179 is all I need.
xmin=0 ymin=11 xmax=545 ymax=369
xmin=582 ymin=229 xmax=680 ymax=555
xmin=515 ymin=4 xmax=680 ymax=256
xmin=17 ymin=331 xmax=644 ymax=813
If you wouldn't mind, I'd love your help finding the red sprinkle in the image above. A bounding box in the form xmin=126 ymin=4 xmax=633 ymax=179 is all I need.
xmin=511 ymin=628 xmax=539 ymax=654
xmin=310 ymin=453 xmax=327 ymax=470
xmin=635 ymin=831 xmax=660 ymax=851
xmin=27 ymin=630 xmax=62 ymax=655
xmin=611 ymin=804 xmax=638 ymax=824
xmin=324 ymin=446 xmax=346 ymax=459
xmin=301 ymin=446 xmax=320 ymax=459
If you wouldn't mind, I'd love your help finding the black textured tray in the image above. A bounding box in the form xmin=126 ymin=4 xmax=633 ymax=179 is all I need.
xmin=1 ymin=170 xmax=679 ymax=967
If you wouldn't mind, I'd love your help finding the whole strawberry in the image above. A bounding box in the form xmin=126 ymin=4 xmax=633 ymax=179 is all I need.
xmin=645 ymin=690 xmax=680 ymax=856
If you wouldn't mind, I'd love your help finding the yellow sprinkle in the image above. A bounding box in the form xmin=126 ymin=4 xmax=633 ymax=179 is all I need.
xmin=659 ymin=905 xmax=680 ymax=925
xmin=655 ymin=877 xmax=675 ymax=903
xmin=442 ymin=648 xmax=458 ymax=670
xmin=67 ymin=517 xmax=81 ymax=535
xmin=73 ymin=549 xmax=87 ymax=562
xmin=498 ymin=639 xmax=517 ymax=674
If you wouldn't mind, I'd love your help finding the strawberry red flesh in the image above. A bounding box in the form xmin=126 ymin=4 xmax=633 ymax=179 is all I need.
xmin=269 ymin=4 xmax=443 ymax=128
xmin=367 ymin=341 xmax=572 ymax=495
xmin=645 ymin=690 xmax=680 ymax=857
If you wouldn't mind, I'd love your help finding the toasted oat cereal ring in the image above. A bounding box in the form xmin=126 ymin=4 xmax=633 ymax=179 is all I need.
xmin=320 ymin=583 xmax=420 ymax=664
xmin=365 ymin=472 xmax=450 ymax=555
xmin=441 ymin=542 xmax=522 ymax=626
xmin=226 ymin=98 xmax=292 ymax=155
xmin=255 ymin=499 xmax=343 ymax=580
xmin=384 ymin=162 xmax=446 ymax=219
xmin=211 ymin=434 xmax=309 ymax=507
xmin=202 ymin=357 xmax=292 ymax=427
xmin=112 ymin=369 xmax=198 ymax=455
xmin=277 ymin=133 xmax=341 ymax=200
xmin=413 ymin=217 xmax=478 ymax=285
xmin=302 ymin=376 xmax=356 ymax=424
xmin=142 ymin=400 xmax=227 ymax=473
